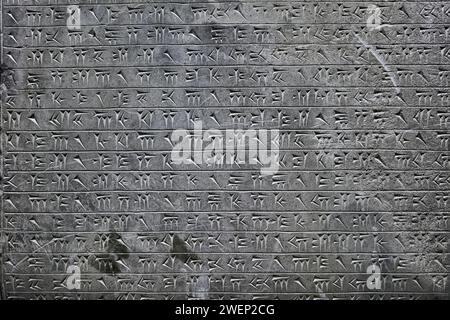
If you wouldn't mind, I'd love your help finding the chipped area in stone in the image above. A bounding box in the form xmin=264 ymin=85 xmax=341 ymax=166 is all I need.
xmin=0 ymin=0 xmax=449 ymax=300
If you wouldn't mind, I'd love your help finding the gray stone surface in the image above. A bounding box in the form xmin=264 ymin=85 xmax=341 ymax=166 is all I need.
xmin=0 ymin=0 xmax=449 ymax=300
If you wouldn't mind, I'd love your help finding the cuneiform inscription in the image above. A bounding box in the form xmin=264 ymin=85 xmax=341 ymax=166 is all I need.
xmin=1 ymin=0 xmax=449 ymax=300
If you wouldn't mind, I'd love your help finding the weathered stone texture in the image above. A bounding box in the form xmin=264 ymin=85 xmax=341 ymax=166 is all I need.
xmin=0 ymin=0 xmax=449 ymax=300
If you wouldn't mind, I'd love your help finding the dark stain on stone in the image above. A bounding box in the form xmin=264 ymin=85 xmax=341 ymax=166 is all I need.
xmin=170 ymin=235 xmax=199 ymax=264
xmin=90 ymin=232 xmax=130 ymax=275
xmin=445 ymin=234 xmax=450 ymax=299
xmin=107 ymin=232 xmax=130 ymax=258
xmin=0 ymin=63 xmax=15 ymax=89
xmin=0 ymin=63 xmax=9 ymax=77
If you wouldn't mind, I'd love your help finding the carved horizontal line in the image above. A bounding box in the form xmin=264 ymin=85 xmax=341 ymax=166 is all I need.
xmin=5 ymin=291 xmax=448 ymax=295
xmin=8 ymin=229 xmax=448 ymax=233
xmin=5 ymin=211 xmax=447 ymax=214
xmin=5 ymin=231 xmax=450 ymax=236
xmin=5 ymin=189 xmax=450 ymax=193
xmin=6 ymin=23 xmax=450 ymax=28
xmin=6 ymin=149 xmax=450 ymax=152
xmin=10 ymin=85 xmax=450 ymax=90
xmin=5 ymin=272 xmax=448 ymax=275
xmin=5 ymin=230 xmax=449 ymax=233
xmin=5 ymin=106 xmax=448 ymax=110
xmin=5 ymin=252 xmax=450 ymax=255
xmin=6 ymin=129 xmax=450 ymax=132
xmin=8 ymin=64 xmax=450 ymax=69
xmin=4 ymin=43 xmax=449 ymax=48
xmin=7 ymin=169 xmax=450 ymax=173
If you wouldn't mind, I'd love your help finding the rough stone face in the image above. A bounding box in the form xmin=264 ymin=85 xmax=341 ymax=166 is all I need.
xmin=0 ymin=0 xmax=449 ymax=300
